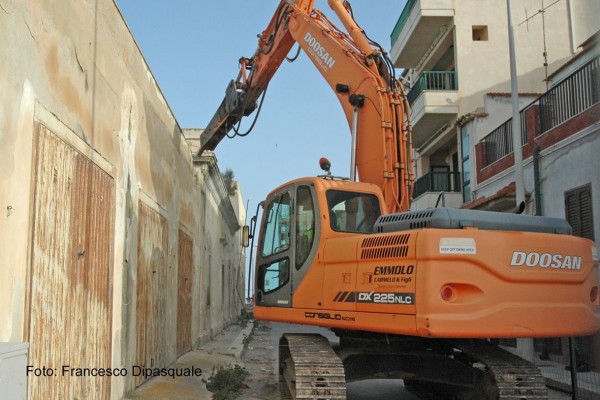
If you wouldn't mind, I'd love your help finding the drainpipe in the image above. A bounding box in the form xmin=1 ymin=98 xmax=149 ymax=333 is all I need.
xmin=533 ymin=146 xmax=542 ymax=216
xmin=566 ymin=0 xmax=576 ymax=54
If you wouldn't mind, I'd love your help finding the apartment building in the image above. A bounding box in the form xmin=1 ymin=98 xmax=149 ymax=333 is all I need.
xmin=390 ymin=0 xmax=600 ymax=386
xmin=390 ymin=0 xmax=599 ymax=211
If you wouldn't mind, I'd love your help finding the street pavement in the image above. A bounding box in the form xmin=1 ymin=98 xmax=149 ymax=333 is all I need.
xmin=123 ymin=322 xmax=253 ymax=400
xmin=123 ymin=319 xmax=584 ymax=400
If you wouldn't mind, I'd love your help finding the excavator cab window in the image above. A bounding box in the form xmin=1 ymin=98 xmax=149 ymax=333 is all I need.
xmin=295 ymin=186 xmax=316 ymax=269
xmin=326 ymin=190 xmax=381 ymax=233
xmin=258 ymin=258 xmax=290 ymax=294
xmin=261 ymin=192 xmax=292 ymax=257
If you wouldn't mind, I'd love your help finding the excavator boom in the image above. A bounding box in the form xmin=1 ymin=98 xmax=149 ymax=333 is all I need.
xmin=200 ymin=1 xmax=309 ymax=152
xmin=200 ymin=0 xmax=413 ymax=213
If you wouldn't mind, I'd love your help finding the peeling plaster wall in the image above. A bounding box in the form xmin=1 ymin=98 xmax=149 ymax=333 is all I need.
xmin=193 ymin=151 xmax=246 ymax=341
xmin=0 ymin=0 xmax=245 ymax=398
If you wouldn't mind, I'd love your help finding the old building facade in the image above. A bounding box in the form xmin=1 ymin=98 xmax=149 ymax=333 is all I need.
xmin=0 ymin=0 xmax=245 ymax=398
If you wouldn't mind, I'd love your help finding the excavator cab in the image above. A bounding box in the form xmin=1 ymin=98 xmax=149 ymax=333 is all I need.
xmin=253 ymin=177 xmax=384 ymax=308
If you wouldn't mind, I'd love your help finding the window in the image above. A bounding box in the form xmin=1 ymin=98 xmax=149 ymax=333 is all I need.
xmin=472 ymin=25 xmax=488 ymax=41
xmin=326 ymin=190 xmax=381 ymax=233
xmin=258 ymin=258 xmax=290 ymax=294
xmin=261 ymin=192 xmax=291 ymax=257
xmin=461 ymin=126 xmax=471 ymax=202
xmin=295 ymin=186 xmax=315 ymax=268
xmin=565 ymin=184 xmax=594 ymax=240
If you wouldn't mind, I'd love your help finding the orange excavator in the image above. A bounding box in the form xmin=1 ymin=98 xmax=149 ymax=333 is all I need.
xmin=200 ymin=1 xmax=600 ymax=398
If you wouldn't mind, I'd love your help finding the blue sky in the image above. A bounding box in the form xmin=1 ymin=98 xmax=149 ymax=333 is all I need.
xmin=115 ymin=0 xmax=407 ymax=222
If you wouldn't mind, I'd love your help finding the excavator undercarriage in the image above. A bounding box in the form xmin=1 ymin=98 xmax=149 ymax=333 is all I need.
xmin=279 ymin=332 xmax=549 ymax=400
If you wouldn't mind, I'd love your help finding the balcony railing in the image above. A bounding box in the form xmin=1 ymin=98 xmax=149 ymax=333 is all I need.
xmin=481 ymin=57 xmax=599 ymax=167
xmin=391 ymin=0 xmax=417 ymax=45
xmin=480 ymin=112 xmax=529 ymax=167
xmin=407 ymin=71 xmax=458 ymax=104
xmin=413 ymin=171 xmax=462 ymax=198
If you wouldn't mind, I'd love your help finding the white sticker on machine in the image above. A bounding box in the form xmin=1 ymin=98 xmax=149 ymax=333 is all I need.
xmin=439 ymin=238 xmax=476 ymax=254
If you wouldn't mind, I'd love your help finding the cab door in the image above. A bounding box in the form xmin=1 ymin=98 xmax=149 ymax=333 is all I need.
xmin=255 ymin=184 xmax=319 ymax=308
xmin=255 ymin=190 xmax=293 ymax=307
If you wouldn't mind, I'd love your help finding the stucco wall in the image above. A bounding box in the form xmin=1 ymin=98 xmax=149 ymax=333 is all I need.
xmin=453 ymin=0 xmax=572 ymax=117
xmin=0 ymin=0 xmax=245 ymax=398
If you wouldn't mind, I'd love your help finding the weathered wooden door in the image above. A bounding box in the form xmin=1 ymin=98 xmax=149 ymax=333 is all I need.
xmin=176 ymin=229 xmax=193 ymax=356
xmin=28 ymin=123 xmax=115 ymax=400
xmin=135 ymin=201 xmax=168 ymax=386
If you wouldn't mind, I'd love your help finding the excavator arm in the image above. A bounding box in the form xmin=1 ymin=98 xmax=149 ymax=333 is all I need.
xmin=199 ymin=0 xmax=413 ymax=213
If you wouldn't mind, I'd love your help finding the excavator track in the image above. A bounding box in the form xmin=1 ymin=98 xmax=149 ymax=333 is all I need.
xmin=279 ymin=334 xmax=347 ymax=400
xmin=454 ymin=340 xmax=549 ymax=400
xmin=278 ymin=334 xmax=548 ymax=399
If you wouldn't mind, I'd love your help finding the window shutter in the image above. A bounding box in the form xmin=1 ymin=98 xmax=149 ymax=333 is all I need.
xmin=564 ymin=184 xmax=594 ymax=241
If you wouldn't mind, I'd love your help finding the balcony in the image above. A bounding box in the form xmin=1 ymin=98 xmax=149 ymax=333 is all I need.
xmin=413 ymin=170 xmax=461 ymax=197
xmin=390 ymin=0 xmax=454 ymax=68
xmin=476 ymin=57 xmax=599 ymax=183
xmin=408 ymin=71 xmax=459 ymax=148
xmin=411 ymin=170 xmax=464 ymax=210
xmin=408 ymin=71 xmax=457 ymax=103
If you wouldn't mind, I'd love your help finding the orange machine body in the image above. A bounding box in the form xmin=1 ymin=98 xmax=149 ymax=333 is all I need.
xmin=253 ymin=177 xmax=600 ymax=339
xmin=200 ymin=0 xmax=599 ymax=342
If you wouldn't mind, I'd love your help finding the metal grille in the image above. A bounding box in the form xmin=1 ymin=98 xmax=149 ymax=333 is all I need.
xmin=360 ymin=234 xmax=410 ymax=259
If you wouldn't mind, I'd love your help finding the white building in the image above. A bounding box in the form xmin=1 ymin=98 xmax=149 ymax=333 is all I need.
xmin=390 ymin=0 xmax=600 ymax=211
xmin=390 ymin=0 xmax=600 ymax=384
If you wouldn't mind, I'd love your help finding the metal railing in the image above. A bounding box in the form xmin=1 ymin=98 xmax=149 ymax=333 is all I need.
xmin=407 ymin=71 xmax=458 ymax=104
xmin=480 ymin=112 xmax=529 ymax=166
xmin=538 ymin=57 xmax=599 ymax=133
xmin=391 ymin=0 xmax=417 ymax=45
xmin=481 ymin=57 xmax=599 ymax=167
xmin=413 ymin=170 xmax=461 ymax=198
